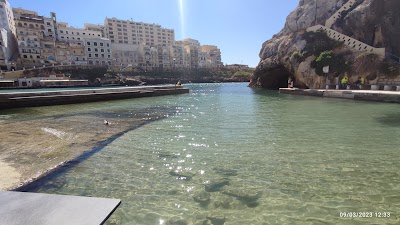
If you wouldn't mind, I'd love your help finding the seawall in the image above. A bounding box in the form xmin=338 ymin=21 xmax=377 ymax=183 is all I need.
xmin=0 ymin=85 xmax=189 ymax=109
xmin=279 ymin=88 xmax=400 ymax=103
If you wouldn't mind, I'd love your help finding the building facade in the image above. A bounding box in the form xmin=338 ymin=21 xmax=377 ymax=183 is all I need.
xmin=84 ymin=37 xmax=112 ymax=66
xmin=13 ymin=8 xmax=47 ymax=67
xmin=57 ymin=22 xmax=102 ymax=44
xmin=6 ymin=4 xmax=222 ymax=70
xmin=0 ymin=0 xmax=17 ymax=69
xmin=111 ymin=43 xmax=139 ymax=70
xmin=104 ymin=17 xmax=174 ymax=47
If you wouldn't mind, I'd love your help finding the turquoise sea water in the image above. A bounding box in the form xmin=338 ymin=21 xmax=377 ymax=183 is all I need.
xmin=9 ymin=83 xmax=400 ymax=224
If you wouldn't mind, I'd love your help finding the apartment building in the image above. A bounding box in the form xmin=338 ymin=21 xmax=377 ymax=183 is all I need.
xmin=200 ymin=45 xmax=222 ymax=68
xmin=57 ymin=22 xmax=102 ymax=44
xmin=0 ymin=0 xmax=17 ymax=69
xmin=55 ymin=41 xmax=86 ymax=65
xmin=111 ymin=43 xmax=139 ymax=70
xmin=84 ymin=23 xmax=105 ymax=37
xmin=8 ymin=2 xmax=223 ymax=70
xmin=104 ymin=17 xmax=174 ymax=47
xmin=157 ymin=45 xmax=171 ymax=70
xmin=84 ymin=37 xmax=112 ymax=66
xmin=137 ymin=44 xmax=158 ymax=71
xmin=13 ymin=8 xmax=47 ymax=67
xmin=169 ymin=43 xmax=189 ymax=68
xmin=180 ymin=38 xmax=200 ymax=47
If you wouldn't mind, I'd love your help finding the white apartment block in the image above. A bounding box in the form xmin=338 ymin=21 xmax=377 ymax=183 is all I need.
xmin=200 ymin=45 xmax=222 ymax=67
xmin=104 ymin=17 xmax=174 ymax=47
xmin=180 ymin=38 xmax=200 ymax=47
xmin=84 ymin=23 xmax=105 ymax=37
xmin=0 ymin=0 xmax=15 ymax=33
xmin=0 ymin=0 xmax=17 ymax=69
xmin=84 ymin=37 xmax=112 ymax=66
xmin=137 ymin=44 xmax=158 ymax=71
xmin=13 ymin=8 xmax=49 ymax=67
xmin=169 ymin=43 xmax=189 ymax=68
xmin=57 ymin=22 xmax=102 ymax=43
xmin=111 ymin=43 xmax=140 ymax=69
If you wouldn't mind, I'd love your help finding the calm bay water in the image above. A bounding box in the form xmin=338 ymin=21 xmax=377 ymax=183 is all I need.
xmin=10 ymin=83 xmax=400 ymax=224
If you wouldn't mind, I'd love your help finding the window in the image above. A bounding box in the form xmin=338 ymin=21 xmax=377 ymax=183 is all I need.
xmin=108 ymin=55 xmax=111 ymax=58
xmin=95 ymin=48 xmax=98 ymax=52
xmin=87 ymin=42 xmax=90 ymax=45
xmin=95 ymin=54 xmax=98 ymax=57
xmin=101 ymin=49 xmax=104 ymax=52
xmin=107 ymin=43 xmax=109 ymax=47
xmin=101 ymin=54 xmax=104 ymax=58
xmin=88 ymin=48 xmax=91 ymax=51
xmin=23 ymin=55 xmax=27 ymax=58
xmin=89 ymin=54 xmax=92 ymax=57
xmin=94 ymin=42 xmax=98 ymax=46
xmin=36 ymin=56 xmax=40 ymax=59
xmin=48 ymin=29 xmax=52 ymax=32
xmin=47 ymin=22 xmax=51 ymax=25
xmin=100 ymin=43 xmax=103 ymax=46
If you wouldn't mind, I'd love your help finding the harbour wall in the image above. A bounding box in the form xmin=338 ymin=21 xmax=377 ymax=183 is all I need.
xmin=0 ymin=85 xmax=189 ymax=109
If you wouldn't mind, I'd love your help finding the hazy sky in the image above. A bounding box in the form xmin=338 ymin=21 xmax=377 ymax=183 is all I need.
xmin=8 ymin=0 xmax=299 ymax=67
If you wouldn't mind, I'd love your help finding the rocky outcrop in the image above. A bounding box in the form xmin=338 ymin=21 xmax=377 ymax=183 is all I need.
xmin=250 ymin=0 xmax=400 ymax=89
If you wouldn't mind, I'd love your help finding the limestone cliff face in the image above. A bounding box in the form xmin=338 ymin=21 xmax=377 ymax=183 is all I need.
xmin=250 ymin=0 xmax=400 ymax=89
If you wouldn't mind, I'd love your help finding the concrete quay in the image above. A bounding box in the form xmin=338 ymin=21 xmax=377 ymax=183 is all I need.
xmin=279 ymin=88 xmax=400 ymax=103
xmin=0 ymin=191 xmax=120 ymax=225
xmin=0 ymin=85 xmax=189 ymax=109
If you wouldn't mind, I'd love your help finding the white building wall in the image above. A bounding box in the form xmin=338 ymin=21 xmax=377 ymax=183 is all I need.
xmin=84 ymin=37 xmax=112 ymax=66
xmin=57 ymin=22 xmax=102 ymax=43
xmin=104 ymin=17 xmax=174 ymax=47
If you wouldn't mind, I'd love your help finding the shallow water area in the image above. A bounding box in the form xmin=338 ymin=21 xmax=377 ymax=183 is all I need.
xmin=4 ymin=83 xmax=400 ymax=225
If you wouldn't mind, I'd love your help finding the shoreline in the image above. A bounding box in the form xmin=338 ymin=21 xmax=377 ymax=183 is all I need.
xmin=3 ymin=117 xmax=168 ymax=191
xmin=279 ymin=88 xmax=400 ymax=103
xmin=13 ymin=117 xmax=163 ymax=192
xmin=0 ymin=96 xmax=180 ymax=191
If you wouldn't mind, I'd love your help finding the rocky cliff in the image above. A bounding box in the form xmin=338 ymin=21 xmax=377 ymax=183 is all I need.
xmin=250 ymin=0 xmax=400 ymax=89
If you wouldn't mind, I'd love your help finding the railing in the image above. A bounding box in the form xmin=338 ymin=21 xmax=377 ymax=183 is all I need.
xmin=386 ymin=52 xmax=400 ymax=64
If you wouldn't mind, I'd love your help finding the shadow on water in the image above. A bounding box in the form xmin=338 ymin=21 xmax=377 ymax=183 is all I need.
xmin=375 ymin=113 xmax=400 ymax=127
xmin=14 ymin=108 xmax=176 ymax=192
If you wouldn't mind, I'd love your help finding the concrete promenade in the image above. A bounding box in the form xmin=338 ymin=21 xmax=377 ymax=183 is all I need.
xmin=0 ymin=191 xmax=120 ymax=225
xmin=279 ymin=88 xmax=400 ymax=103
xmin=0 ymin=85 xmax=189 ymax=109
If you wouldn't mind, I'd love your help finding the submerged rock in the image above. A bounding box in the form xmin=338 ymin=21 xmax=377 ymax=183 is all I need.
xmin=166 ymin=217 xmax=188 ymax=225
xmin=193 ymin=191 xmax=211 ymax=205
xmin=205 ymin=178 xmax=230 ymax=192
xmin=158 ymin=151 xmax=179 ymax=159
xmin=213 ymin=196 xmax=233 ymax=209
xmin=213 ymin=167 xmax=238 ymax=176
xmin=169 ymin=170 xmax=195 ymax=181
xmin=206 ymin=215 xmax=226 ymax=225
xmin=223 ymin=188 xmax=262 ymax=207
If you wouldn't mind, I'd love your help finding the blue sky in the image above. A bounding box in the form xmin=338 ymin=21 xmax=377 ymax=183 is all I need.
xmin=8 ymin=0 xmax=298 ymax=67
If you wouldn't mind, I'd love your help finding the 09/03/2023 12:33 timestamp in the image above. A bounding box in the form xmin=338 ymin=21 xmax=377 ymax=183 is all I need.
xmin=339 ymin=212 xmax=391 ymax=218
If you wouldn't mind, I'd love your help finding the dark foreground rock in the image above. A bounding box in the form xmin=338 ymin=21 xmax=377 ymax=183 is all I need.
xmin=205 ymin=178 xmax=230 ymax=192
xmin=193 ymin=191 xmax=211 ymax=206
xmin=223 ymin=188 xmax=263 ymax=207
xmin=169 ymin=170 xmax=195 ymax=181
